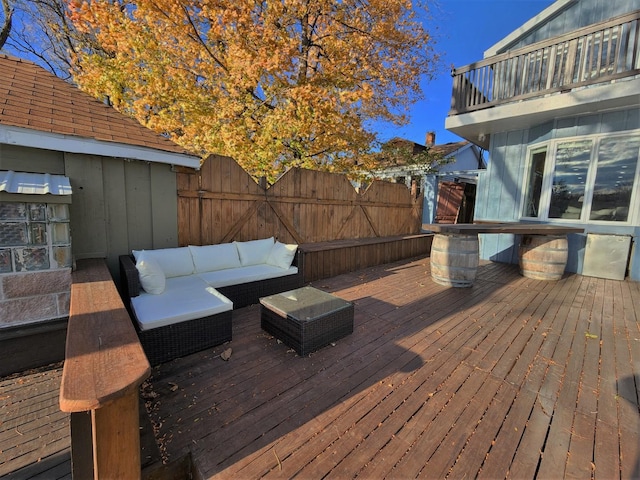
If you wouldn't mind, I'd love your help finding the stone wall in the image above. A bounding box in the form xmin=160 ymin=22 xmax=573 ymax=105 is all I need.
xmin=0 ymin=269 xmax=71 ymax=327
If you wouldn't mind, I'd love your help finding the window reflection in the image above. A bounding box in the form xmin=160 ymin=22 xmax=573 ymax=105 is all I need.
xmin=523 ymin=148 xmax=547 ymax=217
xmin=549 ymin=140 xmax=591 ymax=219
xmin=590 ymin=136 xmax=639 ymax=221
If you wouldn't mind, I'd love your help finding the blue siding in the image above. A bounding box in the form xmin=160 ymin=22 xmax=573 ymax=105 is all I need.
xmin=477 ymin=131 xmax=526 ymax=223
xmin=476 ymin=108 xmax=640 ymax=280
xmin=477 ymin=131 xmax=527 ymax=263
xmin=501 ymin=0 xmax=637 ymax=52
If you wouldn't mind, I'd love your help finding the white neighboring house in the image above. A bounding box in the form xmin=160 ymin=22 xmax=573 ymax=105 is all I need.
xmin=364 ymin=132 xmax=486 ymax=226
xmin=365 ymin=132 xmax=485 ymax=194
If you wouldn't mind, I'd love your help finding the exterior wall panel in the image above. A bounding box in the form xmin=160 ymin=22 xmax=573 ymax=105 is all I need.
xmin=150 ymin=162 xmax=179 ymax=249
xmin=0 ymin=144 xmax=64 ymax=174
xmin=123 ymin=159 xmax=154 ymax=253
xmin=64 ymin=153 xmax=108 ymax=260
xmin=501 ymin=0 xmax=637 ymax=52
xmin=51 ymin=151 xmax=178 ymax=279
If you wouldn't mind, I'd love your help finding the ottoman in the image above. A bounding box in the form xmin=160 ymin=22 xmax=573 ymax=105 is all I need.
xmin=260 ymin=286 xmax=354 ymax=355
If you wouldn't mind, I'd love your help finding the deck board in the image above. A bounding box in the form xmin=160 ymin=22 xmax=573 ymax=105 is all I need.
xmin=0 ymin=367 xmax=70 ymax=479
xmin=1 ymin=257 xmax=639 ymax=479
xmin=162 ymin=261 xmax=638 ymax=478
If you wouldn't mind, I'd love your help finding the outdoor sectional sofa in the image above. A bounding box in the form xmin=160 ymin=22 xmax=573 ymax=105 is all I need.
xmin=119 ymin=237 xmax=303 ymax=365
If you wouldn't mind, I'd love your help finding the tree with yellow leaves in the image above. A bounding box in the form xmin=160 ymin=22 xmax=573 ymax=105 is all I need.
xmin=68 ymin=0 xmax=439 ymax=182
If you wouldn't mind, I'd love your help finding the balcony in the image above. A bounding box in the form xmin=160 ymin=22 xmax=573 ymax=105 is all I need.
xmin=446 ymin=10 xmax=640 ymax=147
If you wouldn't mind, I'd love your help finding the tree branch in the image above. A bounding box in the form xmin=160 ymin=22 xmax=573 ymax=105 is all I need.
xmin=0 ymin=0 xmax=13 ymax=49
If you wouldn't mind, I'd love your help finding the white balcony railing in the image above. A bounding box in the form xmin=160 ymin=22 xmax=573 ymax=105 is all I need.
xmin=450 ymin=10 xmax=640 ymax=115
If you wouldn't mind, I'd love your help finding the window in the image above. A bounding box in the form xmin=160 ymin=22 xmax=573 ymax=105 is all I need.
xmin=523 ymin=147 xmax=547 ymax=217
xmin=0 ymin=202 xmax=71 ymax=273
xmin=590 ymin=136 xmax=640 ymax=221
xmin=548 ymin=140 xmax=591 ymax=219
xmin=522 ymin=132 xmax=640 ymax=223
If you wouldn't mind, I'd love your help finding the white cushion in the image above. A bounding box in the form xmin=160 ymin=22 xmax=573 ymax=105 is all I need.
xmin=198 ymin=264 xmax=298 ymax=288
xmin=189 ymin=244 xmax=241 ymax=273
xmin=131 ymin=276 xmax=233 ymax=331
xmin=133 ymin=247 xmax=194 ymax=278
xmin=234 ymin=237 xmax=275 ymax=266
xmin=266 ymin=241 xmax=297 ymax=269
xmin=135 ymin=253 xmax=166 ymax=294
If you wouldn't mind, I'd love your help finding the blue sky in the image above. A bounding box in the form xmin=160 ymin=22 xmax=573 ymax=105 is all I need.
xmin=373 ymin=0 xmax=556 ymax=147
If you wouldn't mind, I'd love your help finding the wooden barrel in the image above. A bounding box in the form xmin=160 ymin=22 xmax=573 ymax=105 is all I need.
xmin=519 ymin=234 xmax=568 ymax=280
xmin=430 ymin=234 xmax=479 ymax=287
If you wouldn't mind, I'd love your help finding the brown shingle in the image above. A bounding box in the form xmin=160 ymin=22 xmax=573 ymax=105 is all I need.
xmin=377 ymin=138 xmax=470 ymax=168
xmin=0 ymin=54 xmax=196 ymax=158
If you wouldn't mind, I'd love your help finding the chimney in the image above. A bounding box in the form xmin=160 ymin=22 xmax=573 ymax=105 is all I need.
xmin=426 ymin=131 xmax=436 ymax=146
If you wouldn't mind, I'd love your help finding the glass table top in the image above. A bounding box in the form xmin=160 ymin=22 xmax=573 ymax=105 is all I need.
xmin=260 ymin=286 xmax=352 ymax=322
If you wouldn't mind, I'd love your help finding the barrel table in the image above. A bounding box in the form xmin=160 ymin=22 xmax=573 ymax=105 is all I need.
xmin=422 ymin=223 xmax=584 ymax=287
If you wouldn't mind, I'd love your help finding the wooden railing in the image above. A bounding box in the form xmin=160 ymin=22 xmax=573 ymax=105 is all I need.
xmin=450 ymin=10 xmax=640 ymax=114
xmin=60 ymin=259 xmax=150 ymax=479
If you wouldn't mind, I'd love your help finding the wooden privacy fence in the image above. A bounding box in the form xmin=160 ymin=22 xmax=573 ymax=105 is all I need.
xmin=177 ymin=155 xmax=423 ymax=246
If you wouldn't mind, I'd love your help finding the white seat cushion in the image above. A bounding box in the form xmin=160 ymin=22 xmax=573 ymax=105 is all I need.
xmin=197 ymin=264 xmax=298 ymax=288
xmin=131 ymin=275 xmax=232 ymax=331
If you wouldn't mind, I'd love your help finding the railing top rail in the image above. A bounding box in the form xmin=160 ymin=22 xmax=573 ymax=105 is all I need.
xmin=60 ymin=258 xmax=150 ymax=413
xmin=452 ymin=9 xmax=640 ymax=76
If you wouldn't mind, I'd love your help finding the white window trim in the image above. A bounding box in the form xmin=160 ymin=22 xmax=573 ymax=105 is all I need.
xmin=520 ymin=129 xmax=640 ymax=225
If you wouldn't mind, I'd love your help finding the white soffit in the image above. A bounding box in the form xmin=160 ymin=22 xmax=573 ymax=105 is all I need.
xmin=0 ymin=170 xmax=72 ymax=195
xmin=0 ymin=125 xmax=202 ymax=169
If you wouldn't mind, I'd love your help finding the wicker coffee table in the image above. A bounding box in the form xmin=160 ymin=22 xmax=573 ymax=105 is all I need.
xmin=260 ymin=286 xmax=354 ymax=355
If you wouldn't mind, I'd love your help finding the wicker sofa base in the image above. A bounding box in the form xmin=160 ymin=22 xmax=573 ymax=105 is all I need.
xmin=217 ymin=272 xmax=304 ymax=309
xmin=119 ymin=253 xmax=304 ymax=365
xmin=260 ymin=288 xmax=354 ymax=356
xmin=137 ymin=310 xmax=232 ymax=365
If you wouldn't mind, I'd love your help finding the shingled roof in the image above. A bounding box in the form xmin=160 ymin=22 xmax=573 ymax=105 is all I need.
xmin=0 ymin=54 xmax=200 ymax=168
xmin=378 ymin=137 xmax=470 ymax=167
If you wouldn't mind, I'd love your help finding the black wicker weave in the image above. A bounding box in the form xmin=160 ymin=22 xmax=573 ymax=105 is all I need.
xmin=118 ymin=250 xmax=305 ymax=364
xmin=138 ymin=311 xmax=232 ymax=365
xmin=217 ymin=268 xmax=304 ymax=309
xmin=260 ymin=287 xmax=354 ymax=356
xmin=119 ymin=255 xmax=233 ymax=365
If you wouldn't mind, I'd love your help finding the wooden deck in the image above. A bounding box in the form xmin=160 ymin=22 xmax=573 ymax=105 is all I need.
xmin=1 ymin=257 xmax=639 ymax=478
xmin=0 ymin=365 xmax=70 ymax=479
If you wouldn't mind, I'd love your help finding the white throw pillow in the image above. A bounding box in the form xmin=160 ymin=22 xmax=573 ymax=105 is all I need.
xmin=266 ymin=241 xmax=297 ymax=269
xmin=135 ymin=253 xmax=166 ymax=294
xmin=234 ymin=237 xmax=275 ymax=266
xmin=189 ymin=244 xmax=242 ymax=273
xmin=133 ymin=247 xmax=194 ymax=278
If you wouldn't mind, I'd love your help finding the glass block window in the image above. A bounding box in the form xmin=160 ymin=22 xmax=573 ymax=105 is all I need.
xmin=0 ymin=202 xmax=71 ymax=272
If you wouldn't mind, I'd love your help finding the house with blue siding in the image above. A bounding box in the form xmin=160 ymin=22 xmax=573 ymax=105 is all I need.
xmin=445 ymin=0 xmax=640 ymax=281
